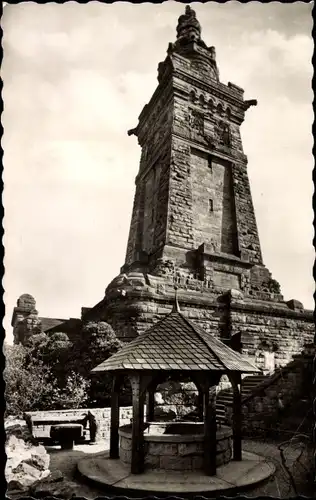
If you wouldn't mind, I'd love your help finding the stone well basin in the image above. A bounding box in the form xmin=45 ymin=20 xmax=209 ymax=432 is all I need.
xmin=119 ymin=422 xmax=232 ymax=471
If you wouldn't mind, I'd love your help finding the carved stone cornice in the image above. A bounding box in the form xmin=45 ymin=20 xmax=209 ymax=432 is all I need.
xmin=173 ymin=69 xmax=246 ymax=113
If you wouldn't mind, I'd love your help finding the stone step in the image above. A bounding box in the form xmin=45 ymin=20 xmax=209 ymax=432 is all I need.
xmin=244 ymin=377 xmax=265 ymax=383
xmin=243 ymin=381 xmax=265 ymax=388
xmin=217 ymin=390 xmax=233 ymax=397
xmin=216 ymin=410 xmax=226 ymax=416
xmin=244 ymin=375 xmax=266 ymax=380
xmin=216 ymin=402 xmax=232 ymax=407
xmin=216 ymin=409 xmax=226 ymax=417
xmin=216 ymin=415 xmax=226 ymax=421
xmin=217 ymin=397 xmax=233 ymax=405
xmin=216 ymin=402 xmax=226 ymax=408
xmin=241 ymin=384 xmax=261 ymax=391
xmin=215 ymin=372 xmax=273 ymax=408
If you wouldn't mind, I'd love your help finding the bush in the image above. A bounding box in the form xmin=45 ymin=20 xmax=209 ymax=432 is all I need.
xmin=157 ymin=379 xmax=197 ymax=418
xmin=68 ymin=321 xmax=124 ymax=407
xmin=5 ymin=320 xmax=124 ymax=414
xmin=4 ymin=343 xmax=54 ymax=417
xmin=4 ymin=341 xmax=90 ymax=415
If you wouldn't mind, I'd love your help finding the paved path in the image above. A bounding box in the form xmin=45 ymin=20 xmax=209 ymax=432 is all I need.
xmin=47 ymin=439 xmax=313 ymax=499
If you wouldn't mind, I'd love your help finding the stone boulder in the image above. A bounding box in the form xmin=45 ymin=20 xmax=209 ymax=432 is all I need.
xmin=154 ymin=392 xmax=164 ymax=405
xmin=9 ymin=461 xmax=49 ymax=488
xmin=5 ymin=419 xmax=37 ymax=445
xmin=6 ymin=420 xmax=50 ymax=492
xmin=154 ymin=406 xmax=177 ymax=422
xmin=29 ymin=470 xmax=79 ymax=499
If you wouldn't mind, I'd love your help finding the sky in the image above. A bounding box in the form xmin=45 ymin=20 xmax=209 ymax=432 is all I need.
xmin=2 ymin=1 xmax=314 ymax=343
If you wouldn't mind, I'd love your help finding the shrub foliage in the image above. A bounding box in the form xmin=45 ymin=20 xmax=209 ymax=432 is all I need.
xmin=5 ymin=321 xmax=123 ymax=415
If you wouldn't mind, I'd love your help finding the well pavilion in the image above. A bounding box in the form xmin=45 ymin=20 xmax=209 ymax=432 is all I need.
xmin=92 ymin=294 xmax=259 ymax=476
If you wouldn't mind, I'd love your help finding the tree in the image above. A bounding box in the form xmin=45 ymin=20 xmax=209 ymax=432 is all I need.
xmin=68 ymin=321 xmax=124 ymax=406
xmin=5 ymin=332 xmax=90 ymax=415
xmin=26 ymin=332 xmax=73 ymax=386
xmin=5 ymin=321 xmax=124 ymax=415
xmin=66 ymin=321 xmax=123 ymax=375
xmin=46 ymin=372 xmax=90 ymax=410
xmin=4 ymin=343 xmax=54 ymax=417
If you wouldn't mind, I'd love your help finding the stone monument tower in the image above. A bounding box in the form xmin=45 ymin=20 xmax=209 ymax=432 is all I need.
xmin=84 ymin=7 xmax=313 ymax=368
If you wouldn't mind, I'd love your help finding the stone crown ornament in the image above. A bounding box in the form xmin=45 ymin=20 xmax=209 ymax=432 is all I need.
xmin=176 ymin=5 xmax=202 ymax=43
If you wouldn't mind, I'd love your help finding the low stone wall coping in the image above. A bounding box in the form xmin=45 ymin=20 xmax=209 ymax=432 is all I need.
xmin=119 ymin=424 xmax=232 ymax=443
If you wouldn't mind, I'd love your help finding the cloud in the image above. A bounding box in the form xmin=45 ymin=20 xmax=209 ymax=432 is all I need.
xmin=2 ymin=2 xmax=314 ymax=341
xmin=218 ymin=29 xmax=313 ymax=104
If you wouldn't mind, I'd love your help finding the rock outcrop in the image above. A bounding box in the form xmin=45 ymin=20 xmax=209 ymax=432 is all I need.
xmin=5 ymin=420 xmax=50 ymax=495
xmin=29 ymin=470 xmax=79 ymax=499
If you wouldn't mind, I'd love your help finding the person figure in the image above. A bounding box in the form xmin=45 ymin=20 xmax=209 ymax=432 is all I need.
xmin=87 ymin=411 xmax=97 ymax=444
xmin=81 ymin=411 xmax=97 ymax=444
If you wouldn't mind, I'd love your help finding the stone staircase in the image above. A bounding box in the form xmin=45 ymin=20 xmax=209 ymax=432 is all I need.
xmin=216 ymin=373 xmax=267 ymax=426
xmin=216 ymin=355 xmax=314 ymax=439
xmin=271 ymin=393 xmax=313 ymax=440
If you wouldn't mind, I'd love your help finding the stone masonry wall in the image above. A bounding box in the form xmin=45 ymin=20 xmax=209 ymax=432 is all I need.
xmin=230 ymin=303 xmax=315 ymax=367
xmin=119 ymin=428 xmax=232 ymax=470
xmin=225 ymin=353 xmax=312 ymax=437
xmin=124 ymin=85 xmax=173 ymax=267
xmin=232 ymin=161 xmax=263 ymax=265
xmin=26 ymin=404 xmax=182 ymax=443
xmin=25 ymin=407 xmax=134 ymax=442
xmin=103 ymin=289 xmax=314 ymax=366
xmin=167 ymin=136 xmax=194 ymax=249
xmin=124 ymin=180 xmax=145 ymax=266
xmin=191 ymin=150 xmax=237 ymax=255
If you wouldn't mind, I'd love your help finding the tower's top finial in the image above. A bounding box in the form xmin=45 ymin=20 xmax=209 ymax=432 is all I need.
xmin=176 ymin=5 xmax=201 ymax=43
xmin=172 ymin=285 xmax=181 ymax=313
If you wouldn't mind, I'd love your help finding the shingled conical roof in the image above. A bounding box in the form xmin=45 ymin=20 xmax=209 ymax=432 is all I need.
xmin=92 ymin=311 xmax=259 ymax=374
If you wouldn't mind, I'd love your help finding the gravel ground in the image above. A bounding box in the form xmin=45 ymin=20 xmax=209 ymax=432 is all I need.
xmin=47 ymin=442 xmax=111 ymax=499
xmin=47 ymin=438 xmax=314 ymax=499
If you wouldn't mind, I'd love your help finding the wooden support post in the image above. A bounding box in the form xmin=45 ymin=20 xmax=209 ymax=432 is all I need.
xmin=232 ymin=375 xmax=242 ymax=461
xmin=146 ymin=390 xmax=155 ymax=422
xmin=130 ymin=373 xmax=145 ymax=474
xmin=110 ymin=375 xmax=120 ymax=459
xmin=204 ymin=385 xmax=217 ymax=476
xmin=197 ymin=389 xmax=204 ymax=420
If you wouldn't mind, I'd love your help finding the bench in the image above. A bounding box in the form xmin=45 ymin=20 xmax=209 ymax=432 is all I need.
xmin=25 ymin=413 xmax=91 ymax=442
xmin=50 ymin=423 xmax=83 ymax=449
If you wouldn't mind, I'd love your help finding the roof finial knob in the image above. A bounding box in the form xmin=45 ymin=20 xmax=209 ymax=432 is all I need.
xmin=172 ymin=285 xmax=181 ymax=313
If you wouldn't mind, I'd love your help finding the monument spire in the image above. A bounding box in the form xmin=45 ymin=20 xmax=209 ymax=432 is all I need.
xmin=82 ymin=6 xmax=313 ymax=389
xmin=164 ymin=4 xmax=219 ymax=81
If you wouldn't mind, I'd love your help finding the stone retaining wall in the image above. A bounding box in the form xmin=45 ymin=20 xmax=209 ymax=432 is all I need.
xmin=25 ymin=407 xmax=133 ymax=442
xmin=25 ymin=405 xmax=181 ymax=443
xmin=226 ymin=353 xmax=311 ymax=437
